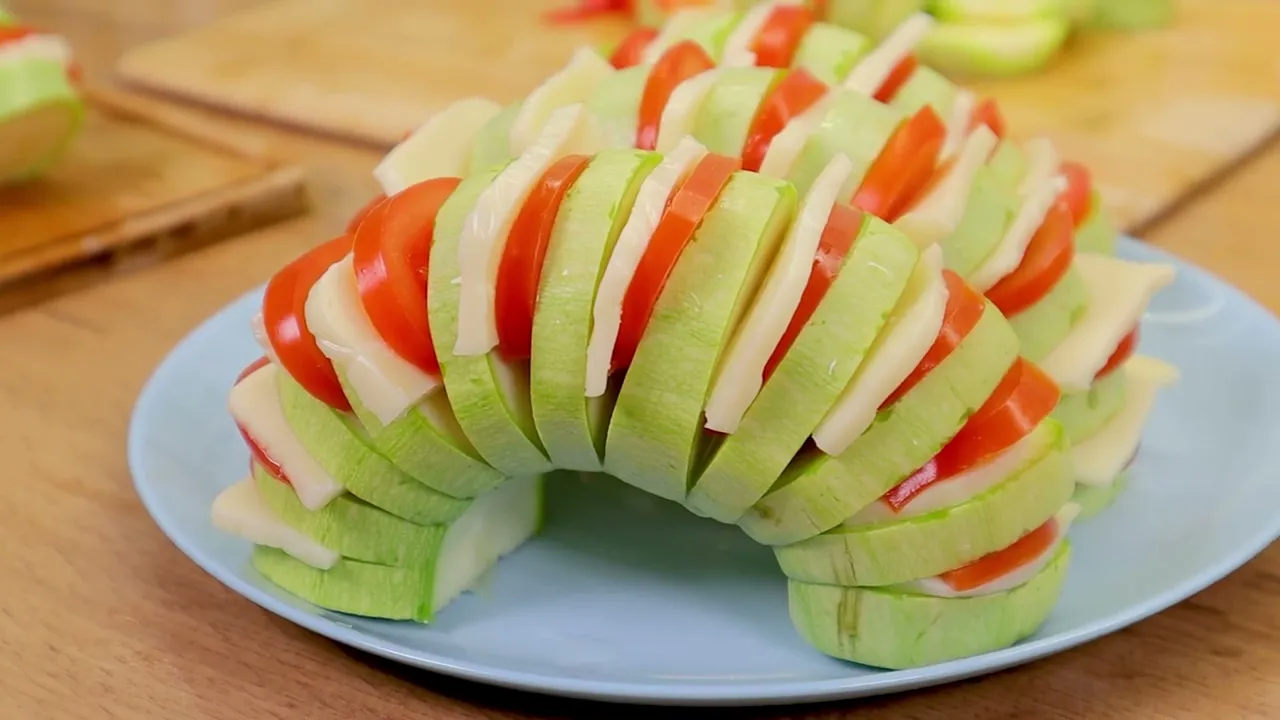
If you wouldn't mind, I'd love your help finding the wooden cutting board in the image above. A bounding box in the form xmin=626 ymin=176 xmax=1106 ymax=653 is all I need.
xmin=0 ymin=86 xmax=309 ymax=314
xmin=114 ymin=0 xmax=1280 ymax=231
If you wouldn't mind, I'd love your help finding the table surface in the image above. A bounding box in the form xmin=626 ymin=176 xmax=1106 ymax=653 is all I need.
xmin=5 ymin=2 xmax=1279 ymax=718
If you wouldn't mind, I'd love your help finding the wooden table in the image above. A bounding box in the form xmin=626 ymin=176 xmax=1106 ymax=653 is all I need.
xmin=4 ymin=2 xmax=1278 ymax=718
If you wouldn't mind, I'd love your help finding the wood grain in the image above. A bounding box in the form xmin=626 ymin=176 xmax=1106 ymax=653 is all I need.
xmin=2 ymin=1 xmax=1278 ymax=718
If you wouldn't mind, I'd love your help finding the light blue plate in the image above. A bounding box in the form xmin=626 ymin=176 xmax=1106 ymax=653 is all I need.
xmin=129 ymin=239 xmax=1280 ymax=707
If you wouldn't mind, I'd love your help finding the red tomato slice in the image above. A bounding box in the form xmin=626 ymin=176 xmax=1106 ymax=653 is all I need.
xmin=543 ymin=0 xmax=630 ymax=24
xmin=850 ymin=106 xmax=947 ymax=221
xmin=636 ymin=40 xmax=716 ymax=151
xmin=940 ymin=517 xmax=1059 ymax=591
xmin=352 ymin=177 xmax=460 ymax=375
xmin=0 ymin=27 xmax=34 ymax=45
xmin=612 ymin=153 xmax=741 ymax=373
xmin=495 ymin=155 xmax=592 ymax=361
xmin=969 ymin=97 xmax=1007 ymax=139
xmin=347 ymin=193 xmax=388 ymax=234
xmin=609 ymin=26 xmax=659 ymax=69
xmin=1096 ymin=327 xmax=1139 ymax=380
xmin=883 ymin=357 xmax=1060 ymax=511
xmin=874 ymin=53 xmax=918 ymax=104
xmin=752 ymin=4 xmax=815 ymax=68
xmin=1060 ymin=160 xmax=1092 ymax=228
xmin=763 ymin=202 xmax=865 ymax=381
xmin=234 ymin=357 xmax=290 ymax=485
xmin=880 ymin=270 xmax=986 ymax=409
xmin=986 ymin=199 xmax=1075 ymax=318
xmin=741 ymin=68 xmax=828 ymax=172
xmin=263 ymin=235 xmax=353 ymax=411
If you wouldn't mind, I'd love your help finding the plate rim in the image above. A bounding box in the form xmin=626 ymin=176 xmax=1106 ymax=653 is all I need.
xmin=128 ymin=238 xmax=1280 ymax=707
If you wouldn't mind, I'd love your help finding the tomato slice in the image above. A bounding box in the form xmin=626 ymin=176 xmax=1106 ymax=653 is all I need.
xmin=636 ymin=40 xmax=716 ymax=151
xmin=940 ymin=517 xmax=1059 ymax=591
xmin=1060 ymin=160 xmax=1092 ymax=228
xmin=850 ymin=106 xmax=947 ymax=221
xmin=880 ymin=270 xmax=986 ymax=409
xmin=612 ymin=153 xmax=741 ymax=373
xmin=752 ymin=4 xmax=815 ymax=68
xmin=609 ymin=26 xmax=659 ymax=69
xmin=543 ymin=0 xmax=630 ymax=24
xmin=1096 ymin=327 xmax=1139 ymax=380
xmin=741 ymin=68 xmax=828 ymax=173
xmin=347 ymin=193 xmax=388 ymax=234
xmin=0 ymin=26 xmax=34 ymax=45
xmin=986 ymin=199 xmax=1075 ymax=318
xmin=352 ymin=178 xmax=459 ymax=375
xmin=874 ymin=53 xmax=918 ymax=103
xmin=234 ymin=357 xmax=290 ymax=485
xmin=969 ymin=97 xmax=1007 ymax=139
xmin=763 ymin=203 xmax=865 ymax=381
xmin=495 ymin=155 xmax=592 ymax=361
xmin=263 ymin=235 xmax=354 ymax=411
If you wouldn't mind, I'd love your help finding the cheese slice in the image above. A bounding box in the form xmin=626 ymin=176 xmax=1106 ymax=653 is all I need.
xmin=510 ymin=47 xmax=614 ymax=156
xmin=1040 ymin=256 xmax=1176 ymax=391
xmin=1071 ymin=355 xmax=1178 ymax=486
xmin=655 ymin=69 xmax=721 ymax=154
xmin=841 ymin=12 xmax=936 ymax=96
xmin=584 ymin=137 xmax=709 ymax=397
xmin=305 ymin=254 xmax=441 ymax=427
xmin=641 ymin=7 xmax=725 ymax=65
xmin=894 ymin=124 xmax=999 ymax=249
xmin=757 ymin=92 xmax=833 ymax=179
xmin=0 ymin=34 xmax=72 ymax=66
xmin=967 ymin=173 xmax=1067 ymax=292
xmin=212 ymin=477 xmax=338 ymax=570
xmin=939 ymin=89 xmax=976 ymax=159
xmin=229 ymin=363 xmax=345 ymax=511
xmin=250 ymin=312 xmax=282 ymax=367
xmin=1018 ymin=137 xmax=1059 ymax=197
xmin=899 ymin=502 xmax=1079 ymax=598
xmin=454 ymin=103 xmax=597 ymax=357
xmin=374 ymin=98 xmax=502 ymax=195
xmin=812 ymin=243 xmax=947 ymax=455
xmin=843 ymin=428 xmax=1048 ymax=526
xmin=721 ymin=0 xmax=796 ymax=67
xmin=704 ymin=153 xmax=854 ymax=433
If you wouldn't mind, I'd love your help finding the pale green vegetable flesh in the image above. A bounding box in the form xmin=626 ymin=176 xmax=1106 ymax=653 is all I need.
xmin=917 ymin=18 xmax=1071 ymax=79
xmin=254 ymin=546 xmax=436 ymax=621
xmin=0 ymin=58 xmax=83 ymax=185
xmin=584 ymin=66 xmax=649 ymax=150
xmin=467 ymin=103 xmax=520 ymax=176
xmin=939 ymin=166 xmax=1019 ymax=281
xmin=692 ymin=67 xmax=782 ymax=157
xmin=787 ymin=90 xmax=905 ymax=198
xmin=1073 ymin=471 xmax=1130 ymax=518
xmin=1007 ymin=265 xmax=1087 ymax=363
xmin=986 ymin=140 xmax=1029 ymax=193
xmin=824 ymin=0 xmax=927 ymax=40
xmin=1053 ymin=368 xmax=1127 ymax=443
xmin=791 ymin=23 xmax=872 ymax=85
xmin=1075 ymin=190 xmax=1118 ymax=255
xmin=890 ymin=65 xmax=958 ymax=119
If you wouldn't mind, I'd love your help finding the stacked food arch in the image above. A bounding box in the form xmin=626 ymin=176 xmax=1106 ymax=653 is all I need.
xmin=212 ymin=7 xmax=1177 ymax=669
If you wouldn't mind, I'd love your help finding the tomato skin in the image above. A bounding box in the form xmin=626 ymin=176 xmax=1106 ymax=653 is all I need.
xmin=763 ymin=203 xmax=865 ymax=381
xmin=352 ymin=178 xmax=459 ymax=375
xmin=1060 ymin=161 xmax=1092 ymax=228
xmin=850 ymin=106 xmax=947 ymax=221
xmin=0 ymin=27 xmax=34 ymax=45
xmin=543 ymin=0 xmax=631 ymax=24
xmin=742 ymin=68 xmax=827 ymax=173
xmin=1096 ymin=327 xmax=1139 ymax=380
xmin=233 ymin=357 xmax=290 ymax=485
xmin=636 ymin=40 xmax=716 ymax=151
xmin=881 ymin=270 xmax=986 ymax=409
xmin=612 ymin=153 xmax=741 ymax=373
xmin=752 ymin=4 xmax=815 ymax=68
xmin=347 ymin=193 xmax=388 ymax=235
xmin=262 ymin=236 xmax=354 ymax=411
xmin=495 ymin=155 xmax=592 ymax=361
xmin=609 ymin=26 xmax=658 ymax=68
xmin=970 ymin=97 xmax=1007 ymax=139
xmin=940 ymin=517 xmax=1059 ymax=591
xmin=986 ymin=199 xmax=1075 ymax=318
xmin=874 ymin=54 xmax=918 ymax=103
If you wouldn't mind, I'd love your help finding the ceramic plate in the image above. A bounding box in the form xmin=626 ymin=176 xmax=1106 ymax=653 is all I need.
xmin=129 ymin=239 xmax=1280 ymax=707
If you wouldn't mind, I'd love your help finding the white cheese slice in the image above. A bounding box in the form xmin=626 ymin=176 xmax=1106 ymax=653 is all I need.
xmin=374 ymin=98 xmax=502 ymax=195
xmin=640 ymin=7 xmax=725 ymax=65
xmin=1018 ymin=137 xmax=1059 ymax=198
xmin=305 ymin=254 xmax=441 ymax=427
xmin=894 ymin=124 xmax=999 ymax=249
xmin=510 ymin=47 xmax=614 ymax=156
xmin=967 ymin=173 xmax=1067 ymax=292
xmin=939 ymin=89 xmax=976 ymax=159
xmin=757 ymin=92 xmax=833 ymax=179
xmin=0 ymin=34 xmax=72 ymax=66
xmin=841 ymin=12 xmax=936 ymax=96
xmin=812 ymin=243 xmax=947 ymax=455
xmin=250 ymin=311 xmax=281 ymax=367
xmin=1071 ymin=355 xmax=1179 ymax=487
xmin=1040 ymin=256 xmax=1177 ymax=391
xmin=212 ymin=477 xmax=338 ymax=570
xmin=704 ymin=153 xmax=854 ymax=433
xmin=655 ymin=69 xmax=721 ymax=154
xmin=721 ymin=0 xmax=797 ymax=67
xmin=899 ymin=502 xmax=1079 ymax=598
xmin=454 ymin=103 xmax=597 ymax=357
xmin=229 ymin=363 xmax=345 ymax=511
xmin=583 ymin=136 xmax=709 ymax=397
xmin=843 ymin=428 xmax=1047 ymax=526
